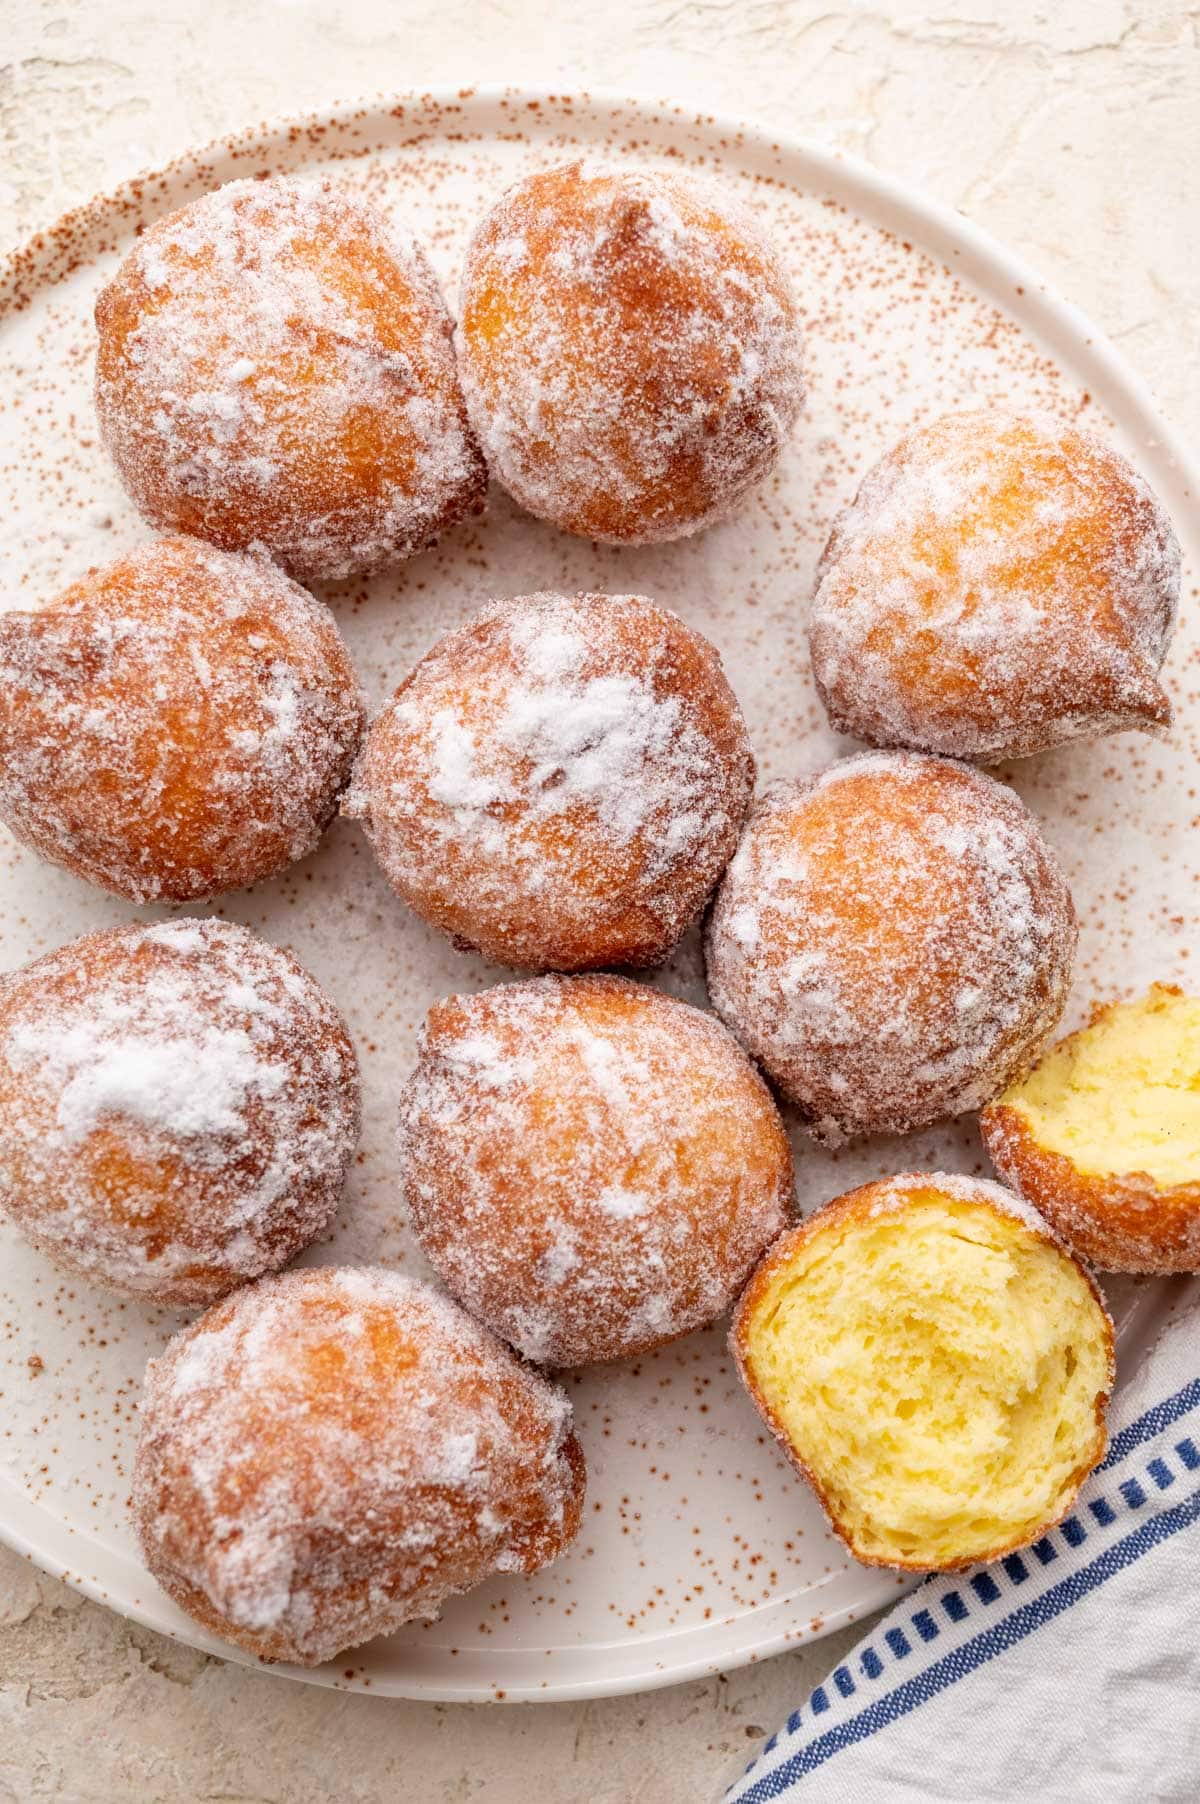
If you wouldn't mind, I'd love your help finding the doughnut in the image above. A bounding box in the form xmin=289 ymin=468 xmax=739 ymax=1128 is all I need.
xmin=398 ymin=974 xmax=793 ymax=1366
xmin=0 ymin=535 xmax=365 ymax=903
xmin=132 ymin=1267 xmax=585 ymax=1665
xmin=809 ymin=411 xmax=1180 ymax=760
xmin=731 ymin=1173 xmax=1113 ymax=1570
xmin=983 ymin=984 xmax=1200 ymax=1273
xmin=0 ymin=919 xmax=359 ymax=1304
xmin=344 ymin=592 xmax=754 ymax=970
xmin=95 ymin=176 xmax=485 ymax=582
xmin=456 ymin=161 xmax=804 ymax=543
xmin=705 ymin=751 xmax=1076 ymax=1143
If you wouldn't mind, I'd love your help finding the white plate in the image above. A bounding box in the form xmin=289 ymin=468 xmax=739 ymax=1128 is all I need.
xmin=0 ymin=89 xmax=1196 ymax=1704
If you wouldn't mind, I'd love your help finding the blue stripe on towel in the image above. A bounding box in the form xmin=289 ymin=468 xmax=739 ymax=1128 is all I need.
xmin=942 ymin=1591 xmax=968 ymax=1624
xmin=733 ymin=1484 xmax=1200 ymax=1801
xmin=1097 ymin=1379 xmax=1200 ymax=1471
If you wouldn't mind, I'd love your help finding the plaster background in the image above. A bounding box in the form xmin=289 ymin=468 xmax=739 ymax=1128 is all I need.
xmin=1 ymin=4 xmax=1197 ymax=1799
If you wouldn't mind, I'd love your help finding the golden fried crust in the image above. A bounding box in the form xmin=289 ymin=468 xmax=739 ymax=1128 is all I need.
xmin=809 ymin=411 xmax=1179 ymax=762
xmin=982 ymin=1101 xmax=1200 ymax=1274
xmin=0 ymin=536 xmax=365 ymax=904
xmin=0 ymin=919 xmax=360 ymax=1305
xmin=95 ymin=178 xmax=485 ymax=582
xmin=457 ymin=161 xmax=804 ymax=544
xmin=399 ymin=974 xmax=795 ymax=1367
xmin=729 ymin=1175 xmax=1114 ymax=1572
xmin=704 ymin=752 xmax=1077 ymax=1143
xmin=143 ymin=1424 xmax=587 ymax=1665
xmin=345 ymin=592 xmax=754 ymax=971
xmin=133 ymin=1269 xmax=586 ymax=1665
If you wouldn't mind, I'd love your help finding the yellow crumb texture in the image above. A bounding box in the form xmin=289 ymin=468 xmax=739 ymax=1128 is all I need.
xmin=1001 ymin=985 xmax=1200 ymax=1189
xmin=744 ymin=1195 xmax=1109 ymax=1566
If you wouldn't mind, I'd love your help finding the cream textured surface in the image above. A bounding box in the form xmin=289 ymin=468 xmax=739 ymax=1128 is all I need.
xmin=1 ymin=4 xmax=1197 ymax=1801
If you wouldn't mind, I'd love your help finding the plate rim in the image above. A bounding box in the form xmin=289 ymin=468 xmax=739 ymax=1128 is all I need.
xmin=1 ymin=83 xmax=1197 ymax=1704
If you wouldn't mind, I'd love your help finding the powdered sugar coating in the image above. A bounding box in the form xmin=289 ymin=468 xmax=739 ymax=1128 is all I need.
xmin=133 ymin=1267 xmax=585 ymax=1665
xmin=705 ymin=751 xmax=1077 ymax=1145
xmin=344 ymin=591 xmax=754 ymax=970
xmin=0 ymin=919 xmax=360 ymax=1303
xmin=0 ymin=535 xmax=365 ymax=903
xmin=456 ymin=161 xmax=804 ymax=544
xmin=95 ymin=177 xmax=485 ymax=581
xmin=398 ymin=974 xmax=794 ymax=1367
xmin=809 ymin=410 xmax=1180 ymax=761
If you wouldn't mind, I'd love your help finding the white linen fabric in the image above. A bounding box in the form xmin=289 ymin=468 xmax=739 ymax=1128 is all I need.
xmin=724 ymin=1282 xmax=1200 ymax=1803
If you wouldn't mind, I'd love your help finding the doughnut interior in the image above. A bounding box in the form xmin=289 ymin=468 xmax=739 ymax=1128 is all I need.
xmin=739 ymin=1189 xmax=1111 ymax=1567
xmin=997 ymin=985 xmax=1200 ymax=1188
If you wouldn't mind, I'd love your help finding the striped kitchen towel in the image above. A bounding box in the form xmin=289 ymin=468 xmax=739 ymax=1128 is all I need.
xmin=725 ymin=1280 xmax=1200 ymax=1803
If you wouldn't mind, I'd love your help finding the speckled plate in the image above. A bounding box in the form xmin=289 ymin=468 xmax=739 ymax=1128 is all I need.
xmin=0 ymin=88 xmax=1196 ymax=1704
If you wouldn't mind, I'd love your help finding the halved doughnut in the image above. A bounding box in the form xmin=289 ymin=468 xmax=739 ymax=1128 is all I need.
xmin=731 ymin=1173 xmax=1113 ymax=1570
xmin=983 ymin=984 xmax=1200 ymax=1273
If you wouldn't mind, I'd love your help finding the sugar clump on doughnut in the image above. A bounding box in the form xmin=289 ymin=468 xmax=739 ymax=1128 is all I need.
xmin=344 ymin=591 xmax=754 ymax=970
xmin=0 ymin=918 xmax=359 ymax=1304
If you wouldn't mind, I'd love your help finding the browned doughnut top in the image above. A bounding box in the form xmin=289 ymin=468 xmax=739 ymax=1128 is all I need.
xmin=457 ymin=160 xmax=804 ymax=543
xmin=133 ymin=1268 xmax=585 ymax=1666
xmin=344 ymin=591 xmax=754 ymax=971
xmin=809 ymin=411 xmax=1179 ymax=760
xmin=0 ymin=535 xmax=364 ymax=903
xmin=705 ymin=751 xmax=1077 ymax=1143
xmin=95 ymin=176 xmax=485 ymax=581
xmin=399 ymin=974 xmax=794 ymax=1366
xmin=0 ymin=918 xmax=359 ymax=1304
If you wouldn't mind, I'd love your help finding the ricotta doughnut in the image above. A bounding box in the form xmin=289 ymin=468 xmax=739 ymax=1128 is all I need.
xmin=732 ymin=1173 xmax=1114 ymax=1570
xmin=398 ymin=974 xmax=794 ymax=1366
xmin=809 ymin=411 xmax=1179 ymax=760
xmin=0 ymin=535 xmax=364 ymax=903
xmin=704 ymin=751 xmax=1076 ymax=1143
xmin=0 ymin=919 xmax=359 ymax=1304
xmin=133 ymin=1267 xmax=585 ymax=1665
xmin=95 ymin=176 xmax=485 ymax=581
xmin=344 ymin=591 xmax=754 ymax=970
xmin=983 ymin=984 xmax=1200 ymax=1273
xmin=456 ymin=161 xmax=804 ymax=543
